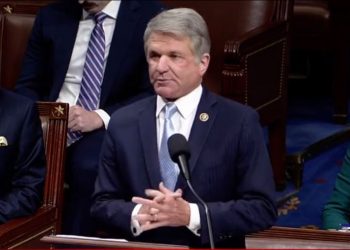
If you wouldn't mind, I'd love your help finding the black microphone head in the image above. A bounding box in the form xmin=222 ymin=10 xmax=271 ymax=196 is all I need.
xmin=168 ymin=133 xmax=191 ymax=163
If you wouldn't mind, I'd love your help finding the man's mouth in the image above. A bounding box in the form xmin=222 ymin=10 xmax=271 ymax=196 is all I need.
xmin=155 ymin=79 xmax=172 ymax=85
xmin=156 ymin=77 xmax=172 ymax=82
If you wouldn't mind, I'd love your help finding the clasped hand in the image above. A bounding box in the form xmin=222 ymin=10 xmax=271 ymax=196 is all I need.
xmin=68 ymin=105 xmax=103 ymax=132
xmin=132 ymin=182 xmax=191 ymax=232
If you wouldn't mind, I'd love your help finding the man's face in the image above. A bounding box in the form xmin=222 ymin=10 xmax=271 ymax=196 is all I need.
xmin=146 ymin=32 xmax=209 ymax=101
xmin=78 ymin=0 xmax=110 ymax=14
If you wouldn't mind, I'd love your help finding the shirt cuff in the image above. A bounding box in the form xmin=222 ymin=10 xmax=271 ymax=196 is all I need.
xmin=131 ymin=204 xmax=143 ymax=236
xmin=94 ymin=109 xmax=110 ymax=129
xmin=187 ymin=203 xmax=201 ymax=236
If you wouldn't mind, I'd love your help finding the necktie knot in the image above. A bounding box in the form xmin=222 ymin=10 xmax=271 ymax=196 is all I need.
xmin=164 ymin=102 xmax=177 ymax=120
xmin=94 ymin=12 xmax=107 ymax=25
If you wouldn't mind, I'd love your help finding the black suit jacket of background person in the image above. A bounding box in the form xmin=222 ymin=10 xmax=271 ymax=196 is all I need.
xmin=0 ymin=89 xmax=46 ymax=224
xmin=14 ymin=0 xmax=164 ymax=235
xmin=91 ymin=88 xmax=277 ymax=248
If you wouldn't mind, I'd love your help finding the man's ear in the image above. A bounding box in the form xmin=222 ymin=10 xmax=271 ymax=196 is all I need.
xmin=199 ymin=53 xmax=210 ymax=76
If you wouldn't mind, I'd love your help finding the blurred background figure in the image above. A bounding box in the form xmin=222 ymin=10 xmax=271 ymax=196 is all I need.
xmin=15 ymin=0 xmax=164 ymax=235
xmin=0 ymin=88 xmax=46 ymax=224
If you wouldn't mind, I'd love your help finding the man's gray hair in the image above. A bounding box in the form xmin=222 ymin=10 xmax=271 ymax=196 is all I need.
xmin=144 ymin=8 xmax=211 ymax=60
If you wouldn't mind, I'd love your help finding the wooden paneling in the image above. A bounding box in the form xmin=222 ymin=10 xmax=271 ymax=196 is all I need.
xmin=0 ymin=0 xmax=53 ymax=14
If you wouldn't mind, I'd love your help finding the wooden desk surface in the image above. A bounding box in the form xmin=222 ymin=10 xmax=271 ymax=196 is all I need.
xmin=246 ymin=226 xmax=350 ymax=249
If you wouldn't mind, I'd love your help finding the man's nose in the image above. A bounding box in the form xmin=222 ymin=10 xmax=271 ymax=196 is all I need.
xmin=156 ymin=56 xmax=169 ymax=72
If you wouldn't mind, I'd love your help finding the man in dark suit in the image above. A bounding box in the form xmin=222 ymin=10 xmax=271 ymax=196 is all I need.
xmin=91 ymin=8 xmax=277 ymax=248
xmin=0 ymin=88 xmax=46 ymax=224
xmin=15 ymin=0 xmax=163 ymax=235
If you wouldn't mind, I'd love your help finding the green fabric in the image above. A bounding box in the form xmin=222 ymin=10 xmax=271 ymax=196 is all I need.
xmin=323 ymin=147 xmax=350 ymax=229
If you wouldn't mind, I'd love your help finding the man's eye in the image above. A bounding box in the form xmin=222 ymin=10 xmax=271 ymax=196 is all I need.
xmin=149 ymin=53 xmax=160 ymax=59
xmin=170 ymin=54 xmax=181 ymax=60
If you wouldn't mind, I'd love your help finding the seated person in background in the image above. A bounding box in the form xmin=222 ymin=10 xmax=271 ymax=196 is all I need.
xmin=323 ymin=147 xmax=350 ymax=230
xmin=0 ymin=88 xmax=46 ymax=224
xmin=91 ymin=8 xmax=277 ymax=248
xmin=15 ymin=0 xmax=164 ymax=235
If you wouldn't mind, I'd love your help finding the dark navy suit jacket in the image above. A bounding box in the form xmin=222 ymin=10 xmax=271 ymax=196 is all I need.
xmin=91 ymin=88 xmax=277 ymax=248
xmin=15 ymin=0 xmax=163 ymax=115
xmin=0 ymin=89 xmax=45 ymax=224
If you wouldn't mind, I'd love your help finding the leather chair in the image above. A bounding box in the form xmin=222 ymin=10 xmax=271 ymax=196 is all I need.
xmin=290 ymin=0 xmax=350 ymax=124
xmin=0 ymin=1 xmax=53 ymax=15
xmin=329 ymin=1 xmax=350 ymax=123
xmin=287 ymin=0 xmax=350 ymax=188
xmin=0 ymin=13 xmax=35 ymax=90
xmin=162 ymin=0 xmax=293 ymax=189
xmin=0 ymin=1 xmax=52 ymax=90
xmin=0 ymin=102 xmax=68 ymax=248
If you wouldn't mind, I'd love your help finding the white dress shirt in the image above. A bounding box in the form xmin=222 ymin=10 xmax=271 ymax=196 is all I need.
xmin=131 ymin=85 xmax=203 ymax=236
xmin=56 ymin=0 xmax=121 ymax=129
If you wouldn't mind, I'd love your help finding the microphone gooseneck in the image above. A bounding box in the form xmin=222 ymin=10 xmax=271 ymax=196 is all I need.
xmin=168 ymin=134 xmax=215 ymax=249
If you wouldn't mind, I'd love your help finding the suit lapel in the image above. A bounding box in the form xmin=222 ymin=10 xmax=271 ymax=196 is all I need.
xmin=176 ymin=89 xmax=218 ymax=190
xmin=101 ymin=0 xmax=142 ymax=104
xmin=138 ymin=97 xmax=162 ymax=189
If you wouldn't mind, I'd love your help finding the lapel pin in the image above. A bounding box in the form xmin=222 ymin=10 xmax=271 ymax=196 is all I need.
xmin=199 ymin=113 xmax=209 ymax=122
xmin=0 ymin=136 xmax=8 ymax=146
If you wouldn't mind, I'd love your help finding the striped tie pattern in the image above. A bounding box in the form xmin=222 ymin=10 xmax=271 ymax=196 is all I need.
xmin=67 ymin=12 xmax=107 ymax=145
xmin=159 ymin=103 xmax=179 ymax=190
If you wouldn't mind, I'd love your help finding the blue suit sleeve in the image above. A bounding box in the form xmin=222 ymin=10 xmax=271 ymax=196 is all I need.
xmin=0 ymin=101 xmax=46 ymax=223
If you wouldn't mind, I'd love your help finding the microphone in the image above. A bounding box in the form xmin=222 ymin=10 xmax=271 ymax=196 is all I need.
xmin=168 ymin=134 xmax=215 ymax=249
xmin=168 ymin=133 xmax=191 ymax=181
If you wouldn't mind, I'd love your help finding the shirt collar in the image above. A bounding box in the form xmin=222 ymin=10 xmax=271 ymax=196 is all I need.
xmin=82 ymin=0 xmax=120 ymax=20
xmin=156 ymin=85 xmax=203 ymax=118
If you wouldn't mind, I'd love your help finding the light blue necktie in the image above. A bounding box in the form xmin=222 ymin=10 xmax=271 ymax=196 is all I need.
xmin=68 ymin=12 xmax=107 ymax=145
xmin=159 ymin=103 xmax=179 ymax=190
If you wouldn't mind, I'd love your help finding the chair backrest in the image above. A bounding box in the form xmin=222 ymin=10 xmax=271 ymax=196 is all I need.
xmin=291 ymin=0 xmax=330 ymax=51
xmin=0 ymin=102 xmax=68 ymax=248
xmin=0 ymin=13 xmax=35 ymax=90
xmin=0 ymin=0 xmax=53 ymax=90
xmin=0 ymin=1 xmax=53 ymax=15
xmin=161 ymin=0 xmax=292 ymax=93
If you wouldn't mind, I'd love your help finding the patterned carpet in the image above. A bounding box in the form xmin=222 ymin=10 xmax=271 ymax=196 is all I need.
xmin=276 ymin=141 xmax=348 ymax=229
xmin=273 ymin=96 xmax=350 ymax=229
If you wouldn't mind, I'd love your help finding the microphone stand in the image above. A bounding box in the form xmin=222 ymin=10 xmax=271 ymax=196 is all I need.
xmin=186 ymin=180 xmax=215 ymax=249
xmin=167 ymin=134 xmax=215 ymax=248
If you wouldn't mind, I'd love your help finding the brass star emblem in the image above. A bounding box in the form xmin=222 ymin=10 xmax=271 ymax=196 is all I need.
xmin=53 ymin=105 xmax=65 ymax=117
xmin=3 ymin=5 xmax=13 ymax=14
